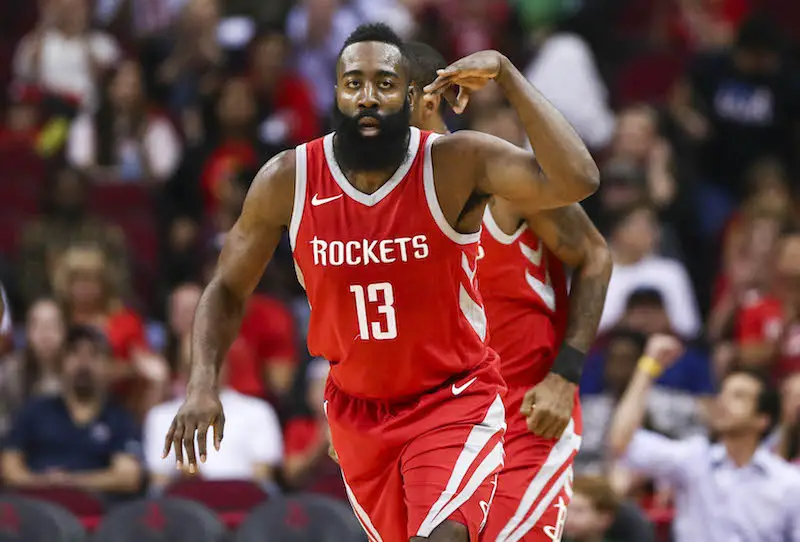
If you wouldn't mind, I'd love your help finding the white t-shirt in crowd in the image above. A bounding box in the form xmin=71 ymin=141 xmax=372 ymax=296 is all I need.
xmin=144 ymin=389 xmax=283 ymax=481
xmin=13 ymin=28 xmax=121 ymax=109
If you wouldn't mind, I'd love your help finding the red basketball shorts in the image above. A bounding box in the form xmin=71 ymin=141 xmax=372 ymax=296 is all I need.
xmin=481 ymin=386 xmax=582 ymax=542
xmin=325 ymin=362 xmax=507 ymax=541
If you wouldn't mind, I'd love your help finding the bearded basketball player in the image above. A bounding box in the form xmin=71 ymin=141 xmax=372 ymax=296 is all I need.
xmin=164 ymin=25 xmax=599 ymax=542
xmin=407 ymin=41 xmax=611 ymax=542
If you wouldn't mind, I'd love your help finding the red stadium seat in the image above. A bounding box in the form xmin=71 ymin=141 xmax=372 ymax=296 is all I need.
xmin=164 ymin=479 xmax=269 ymax=514
xmin=12 ymin=486 xmax=106 ymax=518
xmin=88 ymin=183 xmax=155 ymax=218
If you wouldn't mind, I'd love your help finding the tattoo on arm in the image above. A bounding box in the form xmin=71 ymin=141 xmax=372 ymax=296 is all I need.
xmin=527 ymin=205 xmax=612 ymax=353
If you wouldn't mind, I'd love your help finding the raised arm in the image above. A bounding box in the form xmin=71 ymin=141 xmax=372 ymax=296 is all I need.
xmin=425 ymin=51 xmax=599 ymax=209
xmin=163 ymin=149 xmax=295 ymax=472
xmin=516 ymin=202 xmax=612 ymax=439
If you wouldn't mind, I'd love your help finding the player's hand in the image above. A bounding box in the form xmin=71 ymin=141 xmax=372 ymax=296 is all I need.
xmin=520 ymin=373 xmax=575 ymax=441
xmin=163 ymin=387 xmax=225 ymax=473
xmin=643 ymin=334 xmax=684 ymax=370
xmin=423 ymin=50 xmax=507 ymax=114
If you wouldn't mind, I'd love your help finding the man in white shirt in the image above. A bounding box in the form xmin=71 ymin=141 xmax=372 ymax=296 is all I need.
xmin=143 ymin=358 xmax=283 ymax=490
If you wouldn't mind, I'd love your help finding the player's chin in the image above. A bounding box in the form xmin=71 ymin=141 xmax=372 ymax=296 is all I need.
xmin=358 ymin=126 xmax=381 ymax=137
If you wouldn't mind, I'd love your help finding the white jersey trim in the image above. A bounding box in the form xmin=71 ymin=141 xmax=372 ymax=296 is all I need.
xmin=323 ymin=127 xmax=421 ymax=207
xmin=482 ymin=206 xmax=527 ymax=245
xmin=289 ymin=143 xmax=308 ymax=251
xmin=423 ymin=133 xmax=481 ymax=245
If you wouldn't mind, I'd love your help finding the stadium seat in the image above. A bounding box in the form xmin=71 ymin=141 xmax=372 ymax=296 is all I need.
xmin=91 ymin=498 xmax=224 ymax=542
xmin=164 ymin=479 xmax=269 ymax=513
xmin=235 ymin=494 xmax=367 ymax=542
xmin=0 ymin=494 xmax=87 ymax=542
xmin=12 ymin=487 xmax=106 ymax=518
xmin=88 ymin=184 xmax=155 ymax=218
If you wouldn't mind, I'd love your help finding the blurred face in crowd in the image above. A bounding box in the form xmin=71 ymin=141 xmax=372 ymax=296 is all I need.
xmin=184 ymin=0 xmax=219 ymax=31
xmin=622 ymin=301 xmax=670 ymax=335
xmin=109 ymin=61 xmax=145 ymax=113
xmin=55 ymin=0 xmax=89 ymax=34
xmin=62 ymin=337 xmax=109 ymax=401
xmin=252 ymin=33 xmax=288 ymax=92
xmin=611 ymin=207 xmax=658 ymax=259
xmin=69 ymin=265 xmax=106 ymax=312
xmin=781 ymin=373 xmax=800 ymax=426
xmin=169 ymin=284 xmax=202 ymax=337
xmin=613 ymin=107 xmax=658 ymax=162
xmin=52 ymin=168 xmax=87 ymax=219
xmin=774 ymin=235 xmax=800 ymax=307
xmin=471 ymin=108 xmax=526 ymax=148
xmin=334 ymin=41 xmax=411 ymax=172
xmin=564 ymin=492 xmax=614 ymax=541
xmin=217 ymin=78 xmax=256 ymax=132
xmin=27 ymin=300 xmax=66 ymax=363
xmin=604 ymin=336 xmax=643 ymax=397
xmin=711 ymin=373 xmax=769 ymax=438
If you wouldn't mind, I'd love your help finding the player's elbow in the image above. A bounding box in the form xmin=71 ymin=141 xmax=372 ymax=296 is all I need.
xmin=586 ymin=236 xmax=612 ymax=279
xmin=572 ymin=159 xmax=600 ymax=199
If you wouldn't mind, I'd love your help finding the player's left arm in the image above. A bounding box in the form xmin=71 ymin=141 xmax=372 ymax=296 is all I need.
xmin=425 ymin=51 xmax=599 ymax=210
xmin=520 ymin=203 xmax=612 ymax=439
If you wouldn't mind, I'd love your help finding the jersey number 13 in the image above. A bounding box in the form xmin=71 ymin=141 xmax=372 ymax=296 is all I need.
xmin=349 ymin=283 xmax=397 ymax=340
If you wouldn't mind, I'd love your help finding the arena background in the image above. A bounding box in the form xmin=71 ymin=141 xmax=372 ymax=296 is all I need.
xmin=0 ymin=0 xmax=798 ymax=540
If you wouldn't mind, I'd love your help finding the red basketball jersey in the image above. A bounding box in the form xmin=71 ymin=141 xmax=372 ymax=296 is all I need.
xmin=478 ymin=207 xmax=569 ymax=388
xmin=290 ymin=128 xmax=494 ymax=400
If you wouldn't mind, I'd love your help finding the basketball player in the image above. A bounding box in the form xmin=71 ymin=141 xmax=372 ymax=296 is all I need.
xmin=164 ymin=24 xmax=599 ymax=542
xmin=407 ymin=42 xmax=611 ymax=542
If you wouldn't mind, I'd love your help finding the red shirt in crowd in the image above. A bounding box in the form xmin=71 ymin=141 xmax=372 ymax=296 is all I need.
xmin=226 ymin=295 xmax=297 ymax=399
xmin=735 ymin=294 xmax=800 ymax=380
xmin=200 ymin=140 xmax=259 ymax=216
xmin=283 ymin=417 xmax=346 ymax=500
xmin=104 ymin=307 xmax=149 ymax=361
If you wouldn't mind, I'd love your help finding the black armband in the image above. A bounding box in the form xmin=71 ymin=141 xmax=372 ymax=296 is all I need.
xmin=550 ymin=344 xmax=586 ymax=385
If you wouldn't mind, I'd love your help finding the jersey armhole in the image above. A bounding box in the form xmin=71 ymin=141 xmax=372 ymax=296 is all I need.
xmin=289 ymin=143 xmax=308 ymax=251
xmin=423 ymin=133 xmax=481 ymax=245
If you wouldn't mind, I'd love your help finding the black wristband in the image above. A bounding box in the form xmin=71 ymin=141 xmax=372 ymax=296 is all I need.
xmin=550 ymin=344 xmax=586 ymax=385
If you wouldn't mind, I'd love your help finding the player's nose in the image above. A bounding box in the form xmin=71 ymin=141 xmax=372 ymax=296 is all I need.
xmin=357 ymin=82 xmax=380 ymax=109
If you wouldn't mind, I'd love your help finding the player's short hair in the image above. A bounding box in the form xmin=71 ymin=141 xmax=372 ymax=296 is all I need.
xmin=339 ymin=23 xmax=406 ymax=63
xmin=572 ymin=476 xmax=620 ymax=515
xmin=405 ymin=41 xmax=447 ymax=89
xmin=724 ymin=367 xmax=781 ymax=439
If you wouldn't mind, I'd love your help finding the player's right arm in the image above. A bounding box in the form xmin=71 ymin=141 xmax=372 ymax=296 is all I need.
xmin=163 ymin=150 xmax=296 ymax=472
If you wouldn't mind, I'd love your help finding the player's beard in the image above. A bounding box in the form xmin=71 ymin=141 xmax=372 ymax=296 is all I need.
xmin=332 ymin=99 xmax=411 ymax=173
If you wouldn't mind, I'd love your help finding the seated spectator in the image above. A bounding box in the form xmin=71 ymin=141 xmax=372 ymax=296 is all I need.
xmin=0 ymin=326 xmax=142 ymax=496
xmin=0 ymin=299 xmax=65 ymax=437
xmin=564 ymin=476 xmax=621 ymax=542
xmin=52 ymin=246 xmax=168 ymax=414
xmin=773 ymin=372 xmax=800 ymax=463
xmin=17 ymin=167 xmax=130 ymax=308
xmin=283 ymin=358 xmax=345 ymax=499
xmin=143 ymin=334 xmax=283 ymax=491
xmin=162 ymin=283 xmax=202 ymax=398
xmin=250 ymin=28 xmax=319 ymax=151
xmin=600 ymin=202 xmax=701 ymax=338
xmin=607 ymin=335 xmax=800 ymax=541
xmin=12 ymin=0 xmax=121 ymax=110
xmin=577 ymin=327 xmax=709 ymax=475
xmin=67 ymin=59 xmax=182 ymax=183
xmin=735 ymin=228 xmax=800 ymax=380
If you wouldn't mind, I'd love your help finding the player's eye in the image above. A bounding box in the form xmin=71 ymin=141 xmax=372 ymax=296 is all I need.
xmin=346 ymin=80 xmax=361 ymax=89
xmin=378 ymin=80 xmax=394 ymax=90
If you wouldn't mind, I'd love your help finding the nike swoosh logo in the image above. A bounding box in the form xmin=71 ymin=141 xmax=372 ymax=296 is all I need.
xmin=451 ymin=376 xmax=478 ymax=396
xmin=311 ymin=193 xmax=343 ymax=206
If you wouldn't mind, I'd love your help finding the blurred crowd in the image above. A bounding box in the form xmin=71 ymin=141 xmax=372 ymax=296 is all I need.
xmin=0 ymin=0 xmax=799 ymax=540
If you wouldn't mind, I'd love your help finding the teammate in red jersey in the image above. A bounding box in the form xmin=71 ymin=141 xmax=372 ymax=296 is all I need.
xmin=407 ymin=42 xmax=611 ymax=541
xmin=164 ymin=24 xmax=598 ymax=542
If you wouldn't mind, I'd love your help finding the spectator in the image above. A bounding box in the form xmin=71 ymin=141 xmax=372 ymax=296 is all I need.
xmin=250 ymin=28 xmax=320 ymax=151
xmin=157 ymin=0 xmax=225 ymax=143
xmin=144 ymin=324 xmax=283 ymax=490
xmin=563 ymin=476 xmax=621 ymax=542
xmin=17 ymin=167 xmax=130 ymax=308
xmin=12 ymin=0 xmax=122 ymax=110
xmin=735 ymin=228 xmax=800 ymax=380
xmin=52 ymin=246 xmax=168 ymax=414
xmin=671 ymin=12 xmax=800 ymax=202
xmin=608 ymin=334 xmax=800 ymax=541
xmin=600 ymin=203 xmax=701 ymax=338
xmin=282 ymin=358 xmax=345 ymax=499
xmin=285 ymin=0 xmax=361 ymax=115
xmin=773 ymin=372 xmax=800 ymax=463
xmin=162 ymin=283 xmax=202 ymax=395
xmin=0 ymin=325 xmax=143 ymax=496
xmin=0 ymin=299 xmax=65 ymax=437
xmin=67 ymin=59 xmax=183 ymax=183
